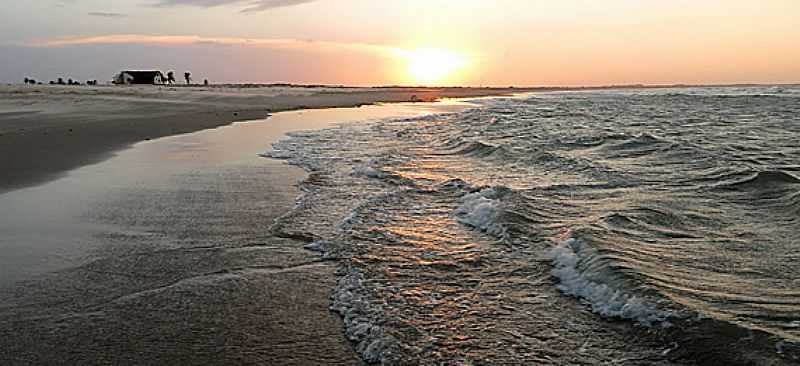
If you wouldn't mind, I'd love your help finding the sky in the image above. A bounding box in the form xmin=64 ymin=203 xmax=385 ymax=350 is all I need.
xmin=1 ymin=0 xmax=798 ymax=86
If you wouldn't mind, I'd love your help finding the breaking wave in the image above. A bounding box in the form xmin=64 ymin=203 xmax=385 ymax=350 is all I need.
xmin=452 ymin=188 xmax=507 ymax=238
xmin=547 ymin=238 xmax=674 ymax=326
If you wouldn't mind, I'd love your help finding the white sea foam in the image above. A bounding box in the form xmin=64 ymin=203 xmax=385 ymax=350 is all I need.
xmin=453 ymin=188 xmax=506 ymax=237
xmin=303 ymin=240 xmax=332 ymax=254
xmin=258 ymin=149 xmax=292 ymax=159
xmin=352 ymin=165 xmax=387 ymax=179
xmin=548 ymin=238 xmax=672 ymax=326
xmin=331 ymin=271 xmax=399 ymax=363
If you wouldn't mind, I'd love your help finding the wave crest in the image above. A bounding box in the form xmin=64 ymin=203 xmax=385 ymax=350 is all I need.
xmin=548 ymin=237 xmax=674 ymax=326
xmin=452 ymin=188 xmax=507 ymax=237
xmin=728 ymin=170 xmax=800 ymax=188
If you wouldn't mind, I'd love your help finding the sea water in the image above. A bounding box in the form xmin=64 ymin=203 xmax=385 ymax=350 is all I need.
xmin=267 ymin=86 xmax=800 ymax=365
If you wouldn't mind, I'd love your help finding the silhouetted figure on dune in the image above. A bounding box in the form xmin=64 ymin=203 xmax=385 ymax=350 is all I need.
xmin=184 ymin=72 xmax=191 ymax=85
xmin=167 ymin=71 xmax=176 ymax=84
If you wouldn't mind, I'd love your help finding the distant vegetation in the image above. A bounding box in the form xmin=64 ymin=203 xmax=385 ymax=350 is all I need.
xmin=23 ymin=76 xmax=98 ymax=86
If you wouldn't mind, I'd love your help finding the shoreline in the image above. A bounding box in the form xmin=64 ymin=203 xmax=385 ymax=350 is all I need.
xmin=3 ymin=85 xmax=797 ymax=364
xmin=0 ymin=85 xmax=523 ymax=194
xmin=256 ymin=87 xmax=800 ymax=365
xmin=0 ymin=102 xmax=469 ymax=364
xmin=2 ymin=82 xmax=793 ymax=194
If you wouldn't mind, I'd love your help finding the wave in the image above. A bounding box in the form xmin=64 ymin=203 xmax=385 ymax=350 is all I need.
xmin=436 ymin=139 xmax=516 ymax=161
xmin=548 ymin=237 xmax=674 ymax=326
xmin=452 ymin=188 xmax=507 ymax=238
xmin=556 ymin=134 xmax=629 ymax=149
xmin=450 ymin=188 xmax=675 ymax=327
xmin=352 ymin=165 xmax=413 ymax=186
xmin=331 ymin=271 xmax=399 ymax=363
xmin=616 ymin=133 xmax=669 ymax=148
xmin=596 ymin=133 xmax=676 ymax=158
xmin=546 ymin=236 xmax=800 ymax=363
xmin=726 ymin=170 xmax=800 ymax=188
xmin=717 ymin=171 xmax=800 ymax=215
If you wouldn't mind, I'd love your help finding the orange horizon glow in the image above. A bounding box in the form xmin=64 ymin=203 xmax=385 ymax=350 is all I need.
xmin=2 ymin=0 xmax=800 ymax=86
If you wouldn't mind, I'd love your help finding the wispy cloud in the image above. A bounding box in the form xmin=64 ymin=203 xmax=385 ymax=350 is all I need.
xmin=87 ymin=12 xmax=128 ymax=18
xmin=151 ymin=0 xmax=319 ymax=12
xmin=26 ymin=34 xmax=399 ymax=57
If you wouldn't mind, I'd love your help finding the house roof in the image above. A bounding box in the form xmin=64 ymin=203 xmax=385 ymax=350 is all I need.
xmin=120 ymin=70 xmax=164 ymax=78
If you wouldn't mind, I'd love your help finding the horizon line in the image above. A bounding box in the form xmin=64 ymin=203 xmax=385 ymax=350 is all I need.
xmin=5 ymin=81 xmax=799 ymax=90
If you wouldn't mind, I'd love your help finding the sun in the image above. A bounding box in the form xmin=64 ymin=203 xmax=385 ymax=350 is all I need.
xmin=400 ymin=48 xmax=466 ymax=85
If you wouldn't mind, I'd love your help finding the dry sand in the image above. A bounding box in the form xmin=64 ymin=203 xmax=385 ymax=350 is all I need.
xmin=0 ymin=84 xmax=525 ymax=193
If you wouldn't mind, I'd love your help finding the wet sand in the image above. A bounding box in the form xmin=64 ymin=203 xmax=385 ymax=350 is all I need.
xmin=0 ymin=101 xmax=472 ymax=365
xmin=0 ymin=84 xmax=524 ymax=193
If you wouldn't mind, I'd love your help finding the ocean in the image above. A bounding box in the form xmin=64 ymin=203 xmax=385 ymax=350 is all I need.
xmin=267 ymin=86 xmax=800 ymax=365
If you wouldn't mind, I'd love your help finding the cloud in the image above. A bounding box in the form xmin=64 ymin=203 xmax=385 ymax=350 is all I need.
xmin=26 ymin=34 xmax=399 ymax=57
xmin=87 ymin=12 xmax=128 ymax=18
xmin=152 ymin=0 xmax=319 ymax=12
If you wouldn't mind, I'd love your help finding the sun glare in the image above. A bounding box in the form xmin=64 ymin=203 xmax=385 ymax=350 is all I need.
xmin=400 ymin=48 xmax=466 ymax=85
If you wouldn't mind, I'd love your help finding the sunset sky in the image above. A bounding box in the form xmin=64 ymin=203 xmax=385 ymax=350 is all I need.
xmin=1 ymin=0 xmax=798 ymax=86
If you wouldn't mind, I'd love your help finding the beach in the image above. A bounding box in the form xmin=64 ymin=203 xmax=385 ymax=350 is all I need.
xmin=0 ymin=90 xmax=477 ymax=365
xmin=2 ymin=85 xmax=799 ymax=365
xmin=0 ymin=84 xmax=524 ymax=193
xmin=3 ymin=1 xmax=797 ymax=364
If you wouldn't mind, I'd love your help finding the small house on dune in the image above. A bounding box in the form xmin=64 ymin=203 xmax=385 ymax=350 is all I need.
xmin=113 ymin=71 xmax=165 ymax=85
